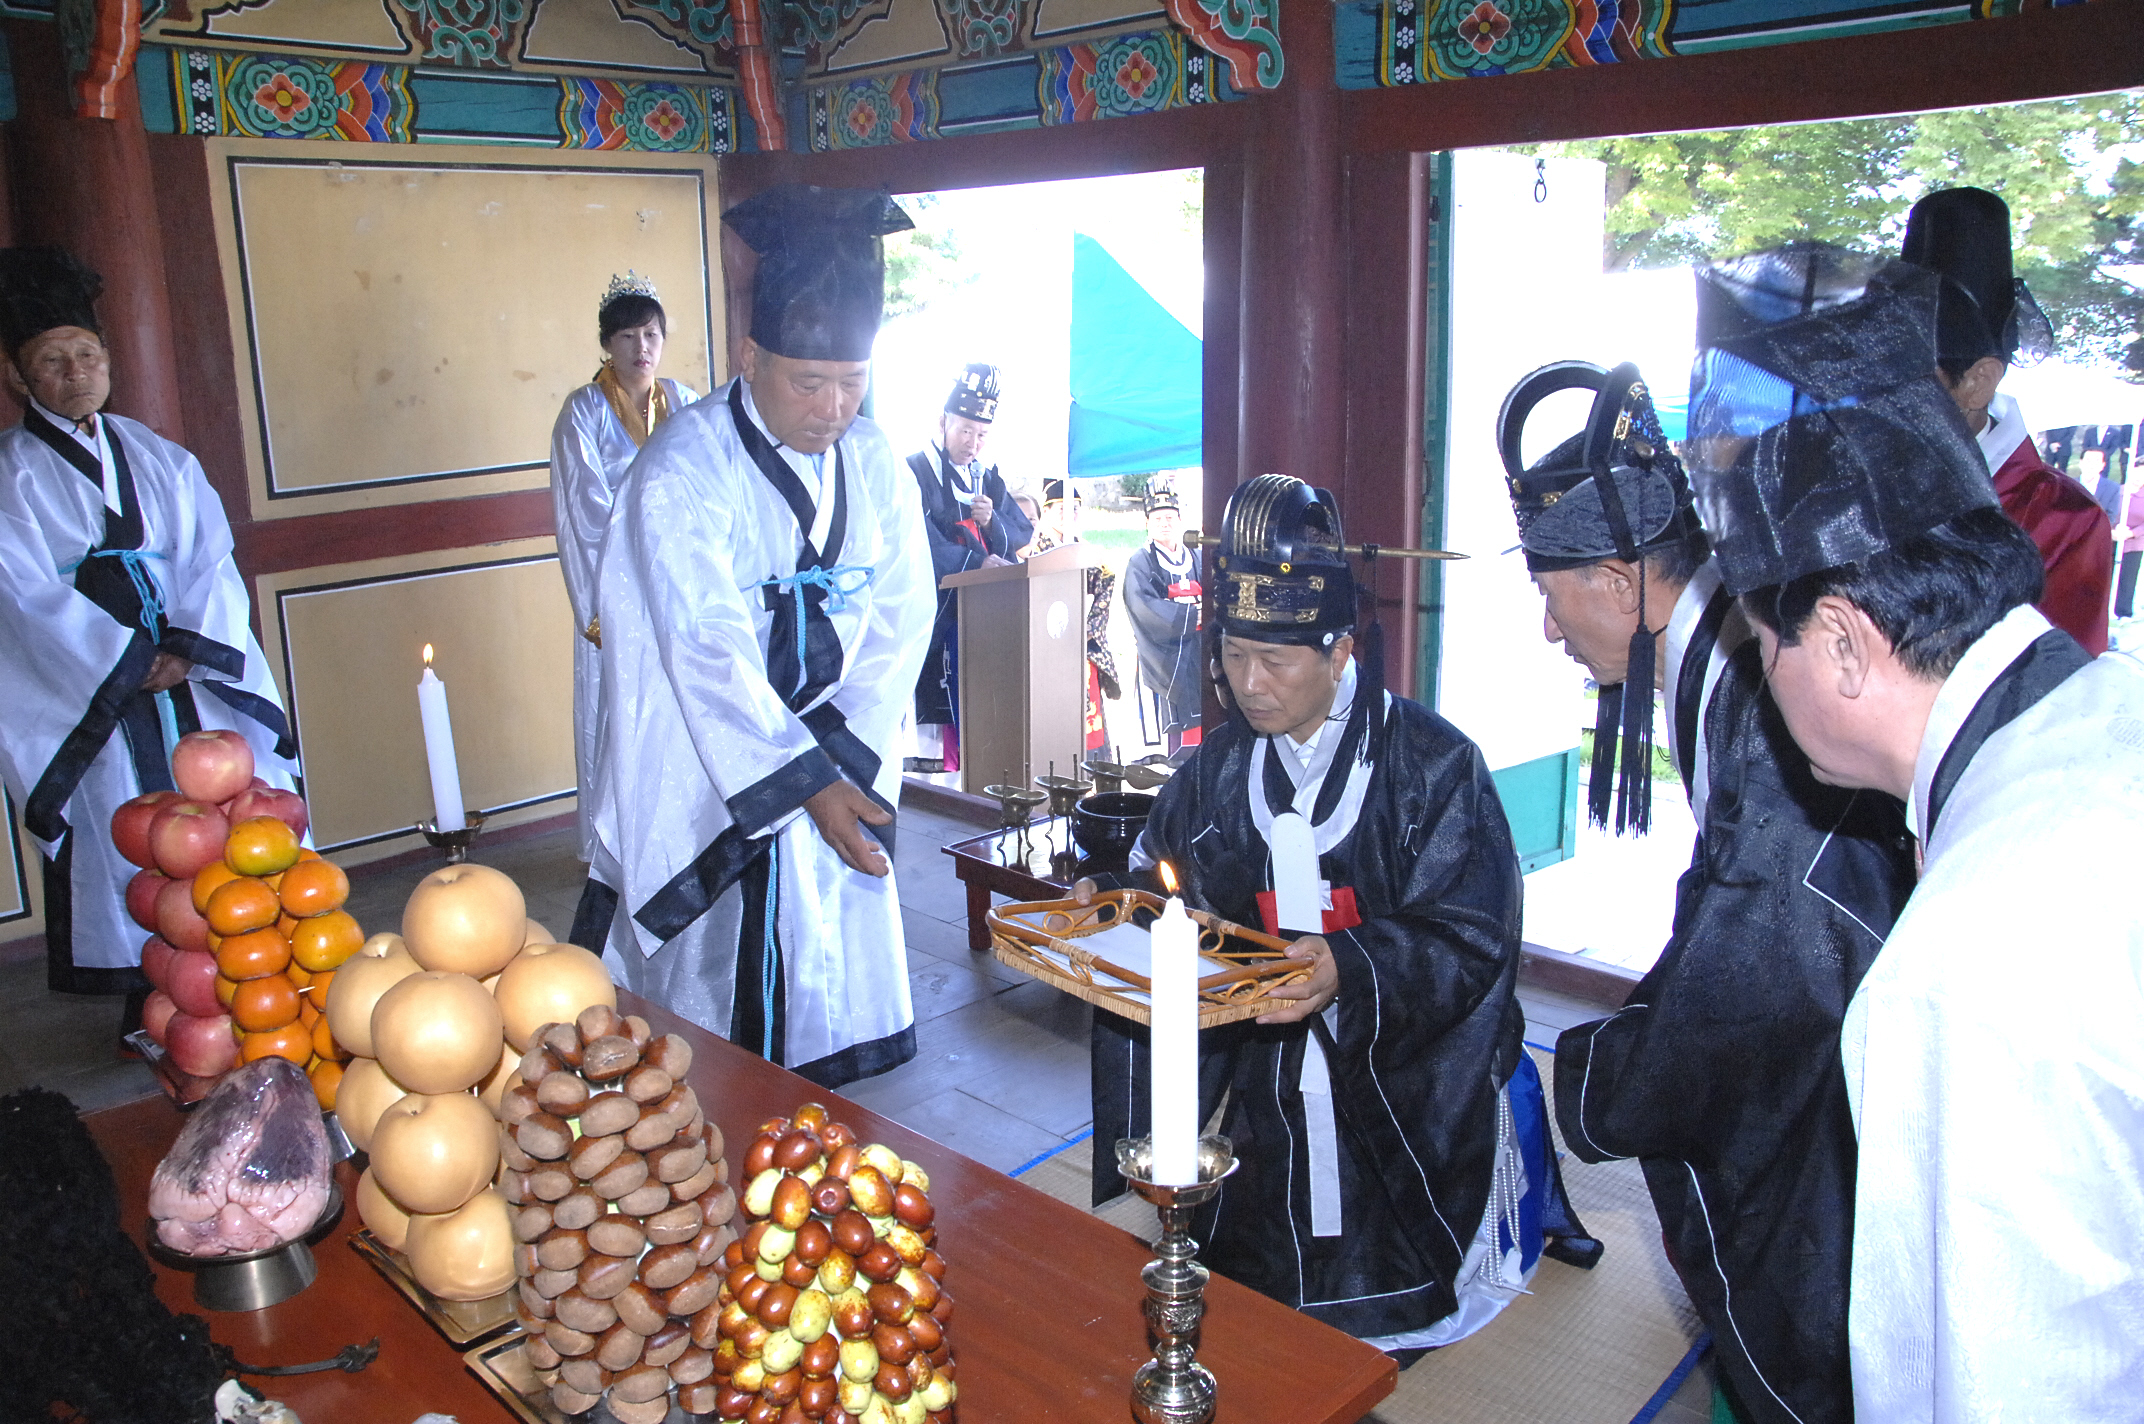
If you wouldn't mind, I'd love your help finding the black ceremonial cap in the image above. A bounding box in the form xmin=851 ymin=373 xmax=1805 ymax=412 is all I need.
xmin=944 ymin=363 xmax=1001 ymax=422
xmin=1143 ymin=477 xmax=1181 ymax=515
xmin=1900 ymin=186 xmax=2053 ymax=367
xmin=1215 ymin=474 xmax=1355 ymax=646
xmin=0 ymin=247 xmax=103 ymax=355
xmin=1687 ymin=242 xmax=1997 ymax=597
xmin=1496 ymin=360 xmax=1701 ymax=574
xmin=722 ymin=185 xmax=913 ymax=362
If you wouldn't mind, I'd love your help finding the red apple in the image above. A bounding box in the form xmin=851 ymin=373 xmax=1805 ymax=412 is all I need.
xmin=229 ymin=786 xmax=309 ymax=841
xmin=165 ymin=948 xmax=222 ymax=1018
xmin=166 ymin=1010 xmax=240 ymax=1078
xmin=154 ymin=876 xmax=212 ymax=954
xmin=147 ymin=800 xmax=229 ymax=880
xmin=142 ymin=989 xmax=179 ymax=1045
xmin=171 ymin=729 xmax=254 ymax=805
xmin=139 ymin=934 xmax=179 ymax=991
xmin=125 ymin=868 xmax=169 ymax=931
xmin=110 ymin=790 xmax=183 ymax=869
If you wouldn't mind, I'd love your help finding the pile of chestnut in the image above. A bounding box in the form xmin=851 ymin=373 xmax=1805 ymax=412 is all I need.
xmin=500 ymin=1005 xmax=740 ymax=1421
xmin=713 ymin=1103 xmax=958 ymax=1424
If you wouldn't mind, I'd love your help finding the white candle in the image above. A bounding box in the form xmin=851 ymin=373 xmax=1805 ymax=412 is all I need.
xmin=1150 ymin=865 xmax=1200 ymax=1186
xmin=417 ymin=645 xmax=467 ymax=833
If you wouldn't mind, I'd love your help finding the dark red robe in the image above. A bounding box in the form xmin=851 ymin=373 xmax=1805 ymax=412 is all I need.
xmin=1991 ymin=432 xmax=2112 ymax=655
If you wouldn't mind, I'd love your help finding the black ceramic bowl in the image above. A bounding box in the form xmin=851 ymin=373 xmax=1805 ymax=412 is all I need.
xmin=1072 ymin=791 xmax=1155 ymax=871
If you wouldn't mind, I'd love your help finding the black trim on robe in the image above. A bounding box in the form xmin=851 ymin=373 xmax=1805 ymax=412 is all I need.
xmin=727 ymin=381 xmax=851 ymax=712
xmin=195 ymin=681 xmax=295 ymax=761
xmin=568 ymin=877 xmax=619 ymax=953
xmin=25 ymin=635 xmax=159 ymax=843
xmin=730 ymin=849 xmax=788 ymax=1064
xmin=42 ymin=834 xmax=149 ymax=996
xmin=1554 ymin=631 xmax=1916 ymax=1424
xmin=159 ymin=627 xmax=244 ymax=681
xmin=1089 ymin=696 xmax=1558 ymax=1341
xmin=1926 ymin=628 xmax=2090 ymax=837
xmin=726 ymin=747 xmax=843 ymax=839
xmin=792 ymin=1024 xmax=918 ymax=1090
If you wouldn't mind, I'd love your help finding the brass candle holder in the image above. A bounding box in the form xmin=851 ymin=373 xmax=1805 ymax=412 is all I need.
xmin=983 ymin=783 xmax=1047 ymax=861
xmin=415 ymin=808 xmax=488 ymax=863
xmin=1086 ymin=758 xmax=1128 ymax=797
xmin=1115 ymin=1134 xmax=1240 ymax=1424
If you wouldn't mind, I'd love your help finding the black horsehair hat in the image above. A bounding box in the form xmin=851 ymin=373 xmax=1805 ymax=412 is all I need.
xmin=1143 ymin=477 xmax=1181 ymax=516
xmin=721 ymin=185 xmax=913 ymax=363
xmin=944 ymin=363 xmax=1000 ymax=423
xmin=1686 ymin=241 xmax=1996 ymax=599
xmin=0 ymin=247 xmax=103 ymax=357
xmin=1496 ymin=361 xmax=1695 ymax=835
xmin=1899 ymin=186 xmax=2053 ymax=369
xmin=1215 ymin=474 xmax=1355 ymax=648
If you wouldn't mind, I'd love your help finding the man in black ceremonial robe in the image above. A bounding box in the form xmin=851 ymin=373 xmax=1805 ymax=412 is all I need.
xmin=1120 ymin=477 xmax=1204 ymax=755
xmin=1086 ymin=474 xmax=1595 ymax=1354
xmin=1499 ymin=361 xmax=1915 ymax=1424
xmin=905 ymin=363 xmax=1031 ymax=771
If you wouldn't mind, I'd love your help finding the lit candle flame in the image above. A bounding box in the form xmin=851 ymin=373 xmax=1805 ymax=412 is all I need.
xmin=1158 ymin=861 xmax=1179 ymax=895
xmin=422 ymin=644 xmax=434 ymax=667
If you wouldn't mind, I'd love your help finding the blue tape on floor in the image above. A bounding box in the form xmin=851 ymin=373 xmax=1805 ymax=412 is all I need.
xmin=1524 ymin=1039 xmax=1558 ymax=1055
xmin=1010 ymin=1126 xmax=1095 ymax=1179
xmin=1628 ymin=1334 xmax=1712 ymax=1424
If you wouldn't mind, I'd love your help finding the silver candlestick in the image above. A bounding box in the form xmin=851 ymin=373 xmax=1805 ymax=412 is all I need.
xmin=415 ymin=808 xmax=488 ymax=863
xmin=1116 ymin=1134 xmax=1240 ymax=1424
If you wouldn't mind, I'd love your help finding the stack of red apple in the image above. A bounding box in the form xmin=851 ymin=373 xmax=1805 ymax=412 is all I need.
xmin=705 ymin=1105 xmax=957 ymax=1424
xmin=330 ymin=862 xmax=629 ymax=1308
xmin=115 ymin=729 xmax=317 ymax=1088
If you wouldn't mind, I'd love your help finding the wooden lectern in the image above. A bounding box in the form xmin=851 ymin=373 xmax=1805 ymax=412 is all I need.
xmin=942 ymin=543 xmax=1091 ymax=796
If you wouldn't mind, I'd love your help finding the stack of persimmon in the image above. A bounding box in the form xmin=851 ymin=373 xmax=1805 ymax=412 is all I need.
xmin=128 ymin=742 xmax=363 ymax=1104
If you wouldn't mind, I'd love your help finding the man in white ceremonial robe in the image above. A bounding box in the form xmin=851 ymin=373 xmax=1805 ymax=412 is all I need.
xmin=0 ymin=248 xmax=296 ymax=1022
xmin=550 ymin=272 xmax=698 ymax=949
xmin=1686 ymin=241 xmax=2144 ymax=1421
xmin=590 ymin=185 xmax=932 ymax=1088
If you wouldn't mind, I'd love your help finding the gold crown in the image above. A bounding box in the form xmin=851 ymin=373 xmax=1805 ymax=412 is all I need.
xmin=602 ymin=271 xmax=659 ymax=308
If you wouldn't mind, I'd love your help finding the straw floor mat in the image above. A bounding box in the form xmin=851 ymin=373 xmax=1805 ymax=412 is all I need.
xmin=1015 ymin=1049 xmax=1704 ymax=1424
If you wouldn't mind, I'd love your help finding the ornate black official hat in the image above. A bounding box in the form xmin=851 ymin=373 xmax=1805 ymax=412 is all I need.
xmin=1496 ymin=360 xmax=1700 ymax=574
xmin=1042 ymin=477 xmax=1078 ymax=504
xmin=1496 ymin=360 xmax=1695 ymax=835
xmin=1214 ymin=474 xmax=1355 ymax=648
xmin=0 ymin=247 xmax=103 ymax=357
xmin=721 ymin=185 xmax=913 ymax=363
xmin=1143 ymin=478 xmax=1181 ymax=516
xmin=1901 ymin=186 xmax=2053 ymax=368
xmin=944 ymin=363 xmax=1001 ymax=423
xmin=1687 ymin=242 xmax=1997 ymax=598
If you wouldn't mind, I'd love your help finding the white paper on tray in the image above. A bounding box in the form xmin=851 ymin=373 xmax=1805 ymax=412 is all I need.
xmin=1033 ymin=920 xmax=1155 ymax=1007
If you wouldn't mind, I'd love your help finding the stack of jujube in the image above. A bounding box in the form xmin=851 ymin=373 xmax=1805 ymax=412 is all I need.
xmin=503 ymin=1005 xmax=742 ymax=1421
xmin=709 ymin=1105 xmax=958 ymax=1424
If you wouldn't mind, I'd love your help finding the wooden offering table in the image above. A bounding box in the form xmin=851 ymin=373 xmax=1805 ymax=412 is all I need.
xmin=93 ymin=990 xmax=1397 ymax=1422
xmin=942 ymin=822 xmax=1075 ymax=951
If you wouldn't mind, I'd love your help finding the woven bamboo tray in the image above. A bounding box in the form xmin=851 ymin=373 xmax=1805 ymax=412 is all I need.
xmin=986 ymin=888 xmax=1312 ymax=1028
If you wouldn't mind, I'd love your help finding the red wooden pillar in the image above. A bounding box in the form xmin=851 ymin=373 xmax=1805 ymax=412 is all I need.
xmin=1232 ymin=0 xmax=1344 ymax=496
xmin=4 ymin=18 xmax=187 ymax=444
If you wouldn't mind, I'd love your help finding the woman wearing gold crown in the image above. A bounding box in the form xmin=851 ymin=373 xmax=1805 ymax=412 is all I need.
xmin=550 ymin=273 xmax=699 ymax=948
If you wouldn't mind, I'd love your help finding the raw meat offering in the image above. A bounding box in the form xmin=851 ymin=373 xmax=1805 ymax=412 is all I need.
xmin=150 ymin=1057 xmax=332 ymax=1256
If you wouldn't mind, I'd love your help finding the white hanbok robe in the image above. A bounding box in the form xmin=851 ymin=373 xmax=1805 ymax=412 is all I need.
xmin=1842 ymin=604 xmax=2144 ymax=1421
xmin=0 ymin=409 xmax=297 ymax=986
xmin=590 ymin=378 xmax=932 ymax=1084
xmin=549 ymin=376 xmax=697 ymax=862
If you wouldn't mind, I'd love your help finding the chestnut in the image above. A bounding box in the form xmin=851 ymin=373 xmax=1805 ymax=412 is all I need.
xmin=758 ymin=1282 xmax=799 ymax=1329
xmin=620 ymin=1013 xmax=651 ymax=1047
xmin=824 ymin=1143 xmax=862 ymax=1182
xmin=695 ymin=1302 xmax=730 ymax=1351
xmin=743 ymin=1133 xmax=780 ymax=1179
xmin=857 ymin=1242 xmax=902 ymax=1284
xmin=846 ymin=1165 xmax=893 ymax=1218
xmin=670 ymin=1345 xmax=715 ymax=1385
xmin=680 ymin=1381 xmax=723 ymax=1417
xmin=541 ymin=1022 xmax=583 ymax=1067
xmin=793 ymin=1217 xmax=834 ymax=1267
xmin=830 ymin=1210 xmax=874 ymax=1256
xmin=642 ymin=1321 xmax=690 ymax=1369
xmin=774 ymin=1129 xmax=823 ymax=1171
xmin=871 ymin=1322 xmax=915 ymax=1365
xmin=799 ymin=1328 xmax=842 ymax=1377
xmin=782 ymin=1252 xmax=820 ymax=1288
xmin=891 ymin=1183 xmax=934 ymax=1229
xmin=771 ymin=1174 xmax=813 ymax=1231
xmin=576 ymin=1003 xmax=623 ymax=1042
xmin=867 ymin=1283 xmax=914 ymax=1324
xmin=874 ymin=1361 xmax=913 ymax=1402
xmin=810 ymin=1177 xmax=852 ymax=1217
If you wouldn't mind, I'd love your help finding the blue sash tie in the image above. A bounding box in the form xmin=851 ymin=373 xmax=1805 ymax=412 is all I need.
xmin=62 ymin=548 xmax=170 ymax=641
xmin=757 ymin=564 xmax=872 ymax=678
